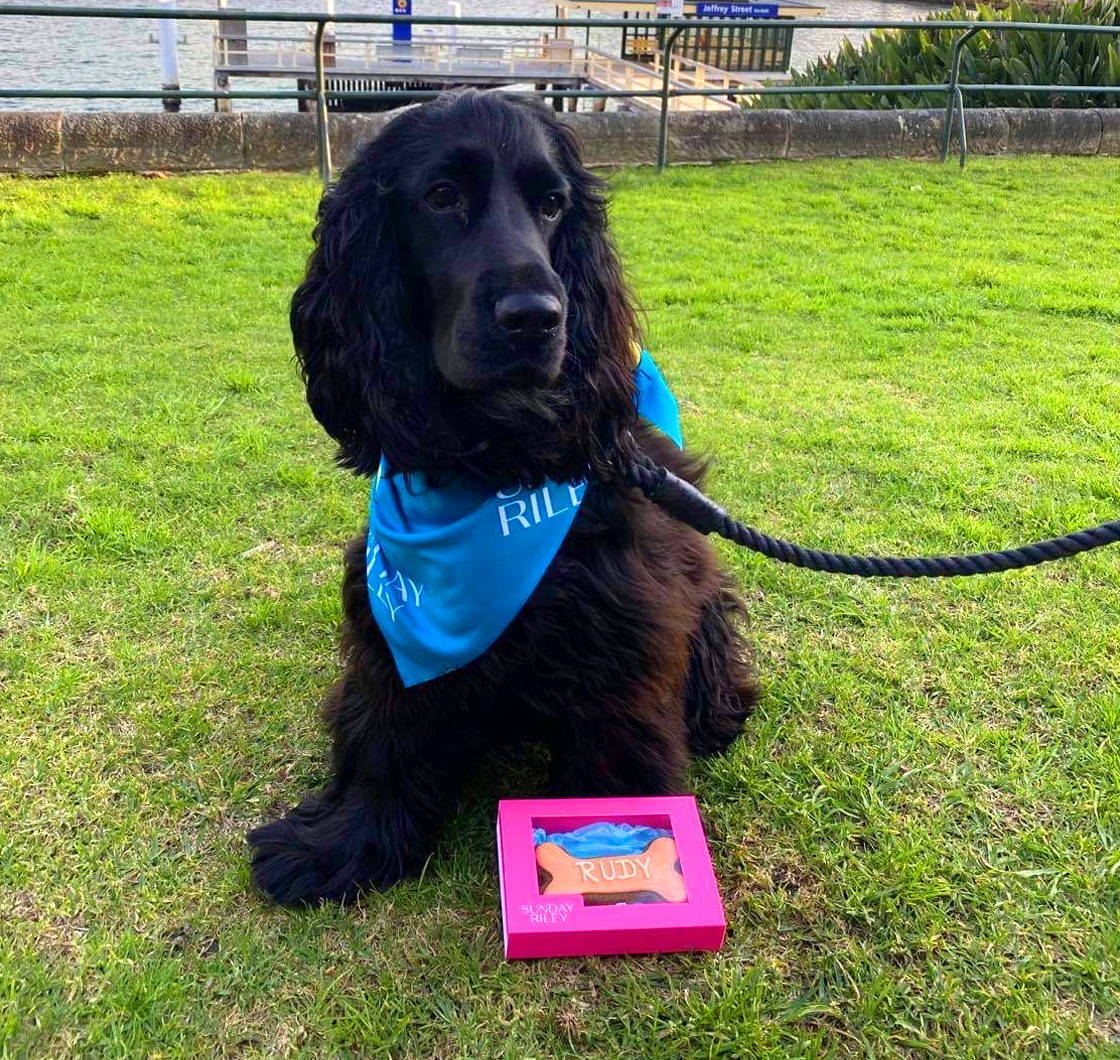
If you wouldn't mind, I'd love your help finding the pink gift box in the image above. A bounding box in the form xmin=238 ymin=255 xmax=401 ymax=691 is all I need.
xmin=497 ymin=795 xmax=726 ymax=960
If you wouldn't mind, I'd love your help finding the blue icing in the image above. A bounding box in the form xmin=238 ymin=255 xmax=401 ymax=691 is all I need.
xmin=532 ymin=821 xmax=672 ymax=858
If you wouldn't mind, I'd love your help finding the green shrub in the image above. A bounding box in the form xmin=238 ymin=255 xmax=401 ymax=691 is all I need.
xmin=756 ymin=0 xmax=1120 ymax=108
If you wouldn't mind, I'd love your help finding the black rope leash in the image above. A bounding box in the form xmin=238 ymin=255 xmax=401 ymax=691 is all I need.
xmin=620 ymin=452 xmax=1120 ymax=578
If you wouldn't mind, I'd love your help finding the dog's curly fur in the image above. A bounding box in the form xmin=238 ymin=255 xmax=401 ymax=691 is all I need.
xmin=248 ymin=91 xmax=758 ymax=906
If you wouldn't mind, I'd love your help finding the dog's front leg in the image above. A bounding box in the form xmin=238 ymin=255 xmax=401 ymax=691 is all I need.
xmin=546 ymin=687 xmax=691 ymax=798
xmin=248 ymin=675 xmax=471 ymax=906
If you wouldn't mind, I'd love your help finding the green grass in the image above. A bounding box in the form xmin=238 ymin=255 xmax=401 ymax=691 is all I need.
xmin=2 ymin=156 xmax=1119 ymax=1059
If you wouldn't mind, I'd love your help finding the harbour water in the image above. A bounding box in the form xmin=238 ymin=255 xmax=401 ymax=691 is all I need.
xmin=0 ymin=0 xmax=944 ymax=110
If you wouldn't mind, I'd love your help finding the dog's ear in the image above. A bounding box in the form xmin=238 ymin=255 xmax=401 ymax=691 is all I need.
xmin=290 ymin=148 xmax=411 ymax=476
xmin=542 ymin=117 xmax=643 ymax=475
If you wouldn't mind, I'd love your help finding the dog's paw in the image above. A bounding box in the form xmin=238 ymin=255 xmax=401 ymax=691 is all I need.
xmin=247 ymin=817 xmax=349 ymax=907
xmin=247 ymin=796 xmax=419 ymax=905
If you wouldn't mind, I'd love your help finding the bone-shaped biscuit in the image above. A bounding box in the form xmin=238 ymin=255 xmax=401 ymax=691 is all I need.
xmin=535 ymin=836 xmax=686 ymax=903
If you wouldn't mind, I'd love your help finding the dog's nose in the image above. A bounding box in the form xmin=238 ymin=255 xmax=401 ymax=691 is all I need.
xmin=495 ymin=292 xmax=563 ymax=338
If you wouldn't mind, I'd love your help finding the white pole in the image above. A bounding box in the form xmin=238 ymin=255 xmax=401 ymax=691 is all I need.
xmin=157 ymin=0 xmax=181 ymax=112
xmin=448 ymin=0 xmax=460 ymax=40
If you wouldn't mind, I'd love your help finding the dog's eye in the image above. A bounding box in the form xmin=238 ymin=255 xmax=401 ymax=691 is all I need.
xmin=424 ymin=183 xmax=463 ymax=212
xmin=540 ymin=192 xmax=566 ymax=221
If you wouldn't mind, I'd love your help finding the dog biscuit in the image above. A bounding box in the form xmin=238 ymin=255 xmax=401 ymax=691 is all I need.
xmin=536 ymin=835 xmax=686 ymax=903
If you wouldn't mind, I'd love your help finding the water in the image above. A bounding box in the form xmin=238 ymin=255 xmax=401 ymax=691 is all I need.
xmin=0 ymin=0 xmax=944 ymax=111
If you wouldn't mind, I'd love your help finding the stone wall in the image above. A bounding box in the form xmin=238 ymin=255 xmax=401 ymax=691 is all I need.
xmin=3 ymin=108 xmax=1119 ymax=175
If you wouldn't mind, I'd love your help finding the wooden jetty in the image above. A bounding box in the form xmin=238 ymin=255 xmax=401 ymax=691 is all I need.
xmin=558 ymin=0 xmax=824 ymax=74
xmin=212 ymin=0 xmax=824 ymax=112
xmin=214 ymin=30 xmax=759 ymax=112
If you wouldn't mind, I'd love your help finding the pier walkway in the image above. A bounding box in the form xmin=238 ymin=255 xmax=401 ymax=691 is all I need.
xmin=214 ymin=31 xmax=758 ymax=111
xmin=584 ymin=48 xmax=757 ymax=111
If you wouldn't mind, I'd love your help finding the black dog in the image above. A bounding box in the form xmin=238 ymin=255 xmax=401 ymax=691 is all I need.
xmin=249 ymin=91 xmax=757 ymax=905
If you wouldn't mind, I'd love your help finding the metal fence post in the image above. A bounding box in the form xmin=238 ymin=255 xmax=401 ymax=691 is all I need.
xmin=656 ymin=25 xmax=685 ymax=173
xmin=940 ymin=26 xmax=977 ymax=165
xmin=954 ymin=84 xmax=968 ymax=167
xmin=314 ymin=19 xmax=332 ymax=187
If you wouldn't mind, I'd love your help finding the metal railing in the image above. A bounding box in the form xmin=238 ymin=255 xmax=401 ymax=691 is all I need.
xmin=2 ymin=4 xmax=1120 ymax=182
xmin=213 ymin=31 xmax=746 ymax=111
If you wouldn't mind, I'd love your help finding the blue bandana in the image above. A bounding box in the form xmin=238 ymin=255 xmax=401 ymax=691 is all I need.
xmin=366 ymin=350 xmax=681 ymax=687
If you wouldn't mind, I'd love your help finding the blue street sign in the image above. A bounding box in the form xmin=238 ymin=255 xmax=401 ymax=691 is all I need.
xmin=392 ymin=0 xmax=412 ymax=42
xmin=695 ymin=1 xmax=780 ymax=16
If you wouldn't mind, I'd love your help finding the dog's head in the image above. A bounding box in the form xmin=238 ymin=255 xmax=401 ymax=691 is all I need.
xmin=387 ymin=97 xmax=571 ymax=392
xmin=291 ymin=91 xmax=640 ymax=485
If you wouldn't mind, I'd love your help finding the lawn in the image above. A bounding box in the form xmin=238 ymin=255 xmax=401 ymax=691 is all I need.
xmin=1 ymin=156 xmax=1118 ymax=1059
